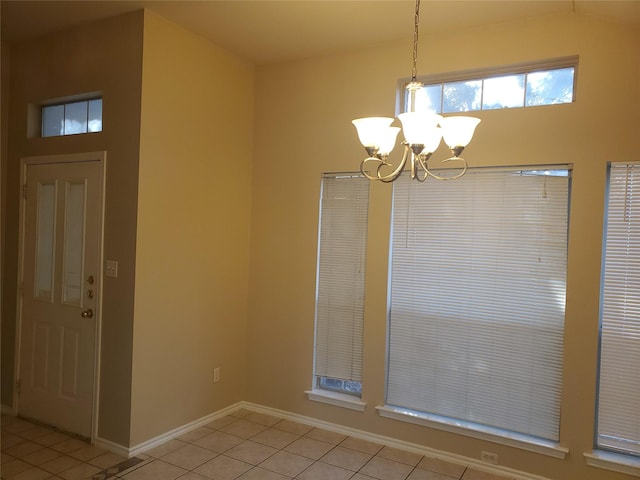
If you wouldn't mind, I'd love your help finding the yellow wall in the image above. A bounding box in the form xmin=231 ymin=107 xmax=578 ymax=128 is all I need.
xmin=131 ymin=10 xmax=254 ymax=445
xmin=247 ymin=12 xmax=640 ymax=480
xmin=1 ymin=11 xmax=145 ymax=446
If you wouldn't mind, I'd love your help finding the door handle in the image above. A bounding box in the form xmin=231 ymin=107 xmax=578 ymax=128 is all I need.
xmin=81 ymin=309 xmax=93 ymax=319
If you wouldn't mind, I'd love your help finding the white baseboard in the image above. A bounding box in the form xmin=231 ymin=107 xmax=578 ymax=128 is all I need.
xmin=241 ymin=401 xmax=553 ymax=480
xmin=127 ymin=402 xmax=243 ymax=457
xmin=105 ymin=402 xmax=244 ymax=458
xmin=92 ymin=400 xmax=552 ymax=480
xmin=93 ymin=435 xmax=131 ymax=458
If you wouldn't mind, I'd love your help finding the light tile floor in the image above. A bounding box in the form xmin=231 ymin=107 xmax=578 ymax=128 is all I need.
xmin=1 ymin=409 xmax=516 ymax=480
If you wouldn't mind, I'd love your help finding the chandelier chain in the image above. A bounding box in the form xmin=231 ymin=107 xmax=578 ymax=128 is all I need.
xmin=411 ymin=0 xmax=420 ymax=82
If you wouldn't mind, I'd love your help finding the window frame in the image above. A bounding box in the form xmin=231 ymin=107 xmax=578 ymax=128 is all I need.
xmin=399 ymin=56 xmax=578 ymax=114
xmin=382 ymin=164 xmax=572 ymax=454
xmin=595 ymin=162 xmax=640 ymax=458
xmin=41 ymin=97 xmax=103 ymax=138
xmin=306 ymin=173 xmax=369 ymax=411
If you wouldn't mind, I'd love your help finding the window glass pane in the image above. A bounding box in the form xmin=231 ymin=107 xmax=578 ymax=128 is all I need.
xmin=443 ymin=80 xmax=482 ymax=113
xmin=88 ymin=99 xmax=103 ymax=132
xmin=314 ymin=175 xmax=369 ymax=395
xmin=64 ymin=101 xmax=88 ymax=135
xmin=526 ymin=67 xmax=574 ymax=106
xmin=42 ymin=105 xmax=64 ymax=137
xmin=35 ymin=182 xmax=56 ymax=300
xmin=597 ymin=163 xmax=640 ymax=456
xmin=62 ymin=181 xmax=86 ymax=306
xmin=319 ymin=377 xmax=362 ymax=396
xmin=412 ymin=84 xmax=442 ymax=114
xmin=482 ymin=74 xmax=525 ymax=110
xmin=387 ymin=167 xmax=569 ymax=441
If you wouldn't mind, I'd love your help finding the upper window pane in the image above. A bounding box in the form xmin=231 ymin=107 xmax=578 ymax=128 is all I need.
xmin=88 ymin=99 xmax=103 ymax=133
xmin=406 ymin=58 xmax=576 ymax=114
xmin=482 ymin=74 xmax=525 ymax=110
xmin=42 ymin=105 xmax=64 ymax=137
xmin=443 ymin=80 xmax=482 ymax=113
xmin=413 ymin=84 xmax=442 ymax=114
xmin=41 ymin=98 xmax=102 ymax=138
xmin=64 ymin=101 xmax=88 ymax=135
xmin=526 ymin=67 xmax=575 ymax=106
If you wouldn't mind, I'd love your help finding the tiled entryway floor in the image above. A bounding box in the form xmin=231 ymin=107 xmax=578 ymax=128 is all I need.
xmin=2 ymin=409 xmax=515 ymax=480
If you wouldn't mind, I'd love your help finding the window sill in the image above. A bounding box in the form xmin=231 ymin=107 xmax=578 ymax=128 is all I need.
xmin=305 ymin=389 xmax=367 ymax=412
xmin=376 ymin=405 xmax=568 ymax=459
xmin=584 ymin=450 xmax=640 ymax=476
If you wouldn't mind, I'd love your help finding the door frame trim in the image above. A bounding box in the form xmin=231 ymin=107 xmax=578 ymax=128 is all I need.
xmin=15 ymin=151 xmax=107 ymax=441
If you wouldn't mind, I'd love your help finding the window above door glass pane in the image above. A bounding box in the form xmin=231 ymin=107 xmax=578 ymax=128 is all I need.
xmin=41 ymin=98 xmax=103 ymax=137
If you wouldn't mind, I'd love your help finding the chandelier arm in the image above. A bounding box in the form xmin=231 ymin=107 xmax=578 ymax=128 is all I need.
xmin=378 ymin=170 xmax=403 ymax=183
xmin=377 ymin=146 xmax=410 ymax=181
xmin=408 ymin=148 xmax=428 ymax=183
xmin=360 ymin=150 xmax=407 ymax=183
xmin=360 ymin=157 xmax=384 ymax=181
xmin=413 ymin=163 xmax=430 ymax=182
xmin=421 ymin=156 xmax=469 ymax=181
xmin=410 ymin=148 xmax=417 ymax=180
xmin=359 ymin=147 xmax=410 ymax=182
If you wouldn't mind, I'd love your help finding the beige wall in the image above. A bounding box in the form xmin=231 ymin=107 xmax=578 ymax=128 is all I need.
xmin=247 ymin=12 xmax=640 ymax=480
xmin=1 ymin=40 xmax=11 ymax=407
xmin=3 ymin=6 xmax=640 ymax=478
xmin=1 ymin=11 xmax=144 ymax=446
xmin=1 ymin=7 xmax=255 ymax=448
xmin=131 ymin=10 xmax=254 ymax=445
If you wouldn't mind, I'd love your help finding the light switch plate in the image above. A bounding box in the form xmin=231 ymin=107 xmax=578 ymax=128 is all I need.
xmin=105 ymin=260 xmax=119 ymax=278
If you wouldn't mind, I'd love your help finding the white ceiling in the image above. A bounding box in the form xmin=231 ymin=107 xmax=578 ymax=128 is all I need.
xmin=2 ymin=1 xmax=639 ymax=65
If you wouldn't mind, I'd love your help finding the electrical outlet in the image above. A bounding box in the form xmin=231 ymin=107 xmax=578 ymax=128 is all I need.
xmin=213 ymin=367 xmax=220 ymax=383
xmin=480 ymin=451 xmax=498 ymax=465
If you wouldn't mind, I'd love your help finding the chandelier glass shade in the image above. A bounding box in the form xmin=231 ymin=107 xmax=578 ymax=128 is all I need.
xmin=352 ymin=1 xmax=481 ymax=183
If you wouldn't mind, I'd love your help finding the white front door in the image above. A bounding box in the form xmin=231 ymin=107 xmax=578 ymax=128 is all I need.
xmin=18 ymin=158 xmax=103 ymax=438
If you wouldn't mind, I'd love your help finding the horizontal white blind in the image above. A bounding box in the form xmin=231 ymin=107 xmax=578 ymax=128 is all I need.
xmin=388 ymin=167 xmax=569 ymax=441
xmin=598 ymin=162 xmax=640 ymax=455
xmin=315 ymin=175 xmax=369 ymax=384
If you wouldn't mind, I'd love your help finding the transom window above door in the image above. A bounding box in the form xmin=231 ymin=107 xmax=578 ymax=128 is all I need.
xmin=41 ymin=98 xmax=103 ymax=137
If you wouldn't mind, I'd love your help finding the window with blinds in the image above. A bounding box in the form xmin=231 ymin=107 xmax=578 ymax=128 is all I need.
xmin=387 ymin=166 xmax=570 ymax=441
xmin=597 ymin=162 xmax=640 ymax=455
xmin=314 ymin=174 xmax=369 ymax=396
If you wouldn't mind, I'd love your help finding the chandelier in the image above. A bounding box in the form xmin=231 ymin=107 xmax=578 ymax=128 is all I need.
xmin=352 ymin=0 xmax=481 ymax=183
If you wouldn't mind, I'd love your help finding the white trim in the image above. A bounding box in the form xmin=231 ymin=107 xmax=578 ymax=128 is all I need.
xmin=93 ymin=435 xmax=131 ymax=458
xmin=15 ymin=152 xmax=107 ymax=442
xmin=376 ymin=405 xmax=568 ymax=460
xmin=92 ymin=401 xmax=555 ymax=479
xmin=584 ymin=450 xmax=640 ymax=477
xmin=305 ymin=389 xmax=367 ymax=412
xmin=124 ymin=402 xmax=243 ymax=458
xmin=406 ymin=55 xmax=579 ymax=87
xmin=242 ymin=402 xmax=554 ymax=480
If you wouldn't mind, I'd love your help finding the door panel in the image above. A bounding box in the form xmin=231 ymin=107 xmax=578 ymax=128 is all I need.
xmin=19 ymin=160 xmax=103 ymax=438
